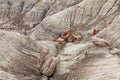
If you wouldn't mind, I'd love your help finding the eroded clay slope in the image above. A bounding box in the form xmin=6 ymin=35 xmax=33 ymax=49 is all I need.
xmin=0 ymin=0 xmax=120 ymax=80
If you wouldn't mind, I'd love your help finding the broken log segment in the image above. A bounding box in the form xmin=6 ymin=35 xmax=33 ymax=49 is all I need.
xmin=37 ymin=48 xmax=60 ymax=77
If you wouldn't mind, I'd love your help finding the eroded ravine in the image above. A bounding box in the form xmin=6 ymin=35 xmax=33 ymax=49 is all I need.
xmin=0 ymin=0 xmax=120 ymax=80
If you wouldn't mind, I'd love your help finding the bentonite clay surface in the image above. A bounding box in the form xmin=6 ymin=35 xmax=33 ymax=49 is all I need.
xmin=0 ymin=0 xmax=120 ymax=80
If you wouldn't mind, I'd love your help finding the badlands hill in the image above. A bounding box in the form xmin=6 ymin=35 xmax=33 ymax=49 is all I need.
xmin=0 ymin=0 xmax=120 ymax=80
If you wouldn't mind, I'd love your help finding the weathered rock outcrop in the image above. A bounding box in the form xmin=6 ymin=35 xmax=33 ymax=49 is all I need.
xmin=37 ymin=49 xmax=60 ymax=77
xmin=0 ymin=29 xmax=57 ymax=80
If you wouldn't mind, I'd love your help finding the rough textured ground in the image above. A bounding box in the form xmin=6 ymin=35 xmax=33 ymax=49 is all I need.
xmin=0 ymin=0 xmax=120 ymax=80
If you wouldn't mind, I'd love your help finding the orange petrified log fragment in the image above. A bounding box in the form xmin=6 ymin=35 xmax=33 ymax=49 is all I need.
xmin=92 ymin=29 xmax=100 ymax=35
xmin=92 ymin=29 xmax=97 ymax=35
xmin=68 ymin=33 xmax=77 ymax=42
xmin=61 ymin=33 xmax=70 ymax=40
xmin=61 ymin=30 xmax=70 ymax=40
xmin=63 ymin=30 xmax=70 ymax=34
xmin=54 ymin=30 xmax=70 ymax=42
xmin=54 ymin=37 xmax=64 ymax=43
xmin=54 ymin=29 xmax=82 ymax=43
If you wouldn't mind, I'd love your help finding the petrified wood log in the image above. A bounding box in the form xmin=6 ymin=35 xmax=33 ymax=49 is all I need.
xmin=37 ymin=49 xmax=60 ymax=77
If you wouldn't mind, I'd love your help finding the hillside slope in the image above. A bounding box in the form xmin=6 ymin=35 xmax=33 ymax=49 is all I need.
xmin=0 ymin=0 xmax=120 ymax=80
